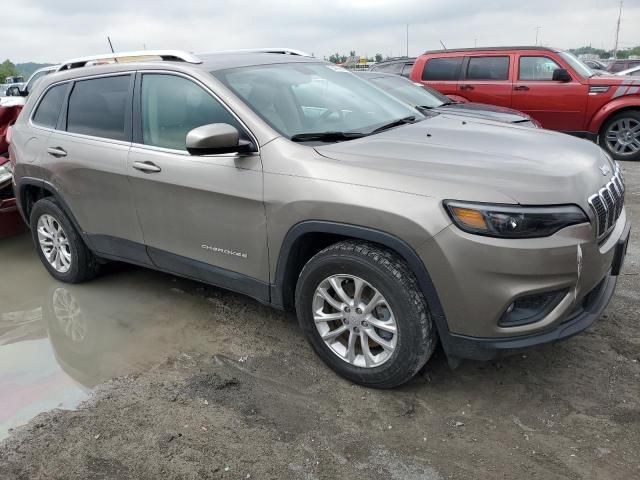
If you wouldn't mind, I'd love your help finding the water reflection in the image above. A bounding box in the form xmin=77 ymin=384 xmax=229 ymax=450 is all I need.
xmin=0 ymin=233 xmax=225 ymax=440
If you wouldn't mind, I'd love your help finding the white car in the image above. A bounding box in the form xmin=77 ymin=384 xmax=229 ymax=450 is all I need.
xmin=616 ymin=65 xmax=640 ymax=76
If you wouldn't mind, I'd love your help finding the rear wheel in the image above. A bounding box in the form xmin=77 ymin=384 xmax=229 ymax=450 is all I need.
xmin=295 ymin=241 xmax=437 ymax=388
xmin=599 ymin=110 xmax=640 ymax=162
xmin=30 ymin=198 xmax=100 ymax=283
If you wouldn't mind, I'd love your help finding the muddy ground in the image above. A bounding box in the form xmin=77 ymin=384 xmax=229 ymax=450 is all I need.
xmin=1 ymin=163 xmax=639 ymax=480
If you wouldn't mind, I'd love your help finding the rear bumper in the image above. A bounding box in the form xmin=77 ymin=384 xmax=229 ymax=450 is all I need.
xmin=445 ymin=270 xmax=616 ymax=361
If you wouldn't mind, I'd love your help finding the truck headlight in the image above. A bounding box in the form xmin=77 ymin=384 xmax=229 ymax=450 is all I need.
xmin=444 ymin=201 xmax=588 ymax=238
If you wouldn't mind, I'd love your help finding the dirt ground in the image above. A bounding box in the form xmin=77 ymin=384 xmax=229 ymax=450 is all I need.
xmin=1 ymin=163 xmax=639 ymax=480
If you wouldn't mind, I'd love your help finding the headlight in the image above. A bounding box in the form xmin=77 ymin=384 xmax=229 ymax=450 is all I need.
xmin=444 ymin=201 xmax=588 ymax=238
xmin=0 ymin=164 xmax=13 ymax=185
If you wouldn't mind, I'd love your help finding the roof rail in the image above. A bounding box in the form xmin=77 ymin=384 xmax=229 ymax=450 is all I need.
xmin=58 ymin=50 xmax=202 ymax=70
xmin=211 ymin=48 xmax=313 ymax=57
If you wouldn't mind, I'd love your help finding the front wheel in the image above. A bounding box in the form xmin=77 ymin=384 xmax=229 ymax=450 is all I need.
xmin=599 ymin=110 xmax=640 ymax=162
xmin=295 ymin=241 xmax=437 ymax=388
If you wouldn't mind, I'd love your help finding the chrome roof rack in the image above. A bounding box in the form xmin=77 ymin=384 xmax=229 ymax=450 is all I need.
xmin=210 ymin=48 xmax=313 ymax=57
xmin=58 ymin=50 xmax=202 ymax=70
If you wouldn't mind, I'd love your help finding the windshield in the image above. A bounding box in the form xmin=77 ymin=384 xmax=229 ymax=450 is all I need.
xmin=369 ymin=76 xmax=448 ymax=108
xmin=213 ymin=63 xmax=423 ymax=139
xmin=25 ymin=70 xmax=52 ymax=94
xmin=559 ymin=51 xmax=594 ymax=78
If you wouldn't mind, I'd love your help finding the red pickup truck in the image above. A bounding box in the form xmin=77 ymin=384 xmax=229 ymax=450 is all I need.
xmin=411 ymin=47 xmax=640 ymax=161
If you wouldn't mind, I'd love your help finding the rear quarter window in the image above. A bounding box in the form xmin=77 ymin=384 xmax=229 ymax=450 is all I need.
xmin=66 ymin=75 xmax=131 ymax=141
xmin=422 ymin=57 xmax=463 ymax=81
xmin=32 ymin=84 xmax=67 ymax=129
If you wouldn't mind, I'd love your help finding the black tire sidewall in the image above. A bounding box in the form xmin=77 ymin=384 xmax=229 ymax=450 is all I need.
xmin=600 ymin=110 xmax=640 ymax=162
xmin=30 ymin=198 xmax=89 ymax=283
xmin=296 ymin=250 xmax=431 ymax=387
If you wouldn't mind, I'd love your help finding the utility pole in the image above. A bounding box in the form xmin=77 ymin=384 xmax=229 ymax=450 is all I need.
xmin=535 ymin=26 xmax=542 ymax=46
xmin=474 ymin=38 xmax=478 ymax=48
xmin=613 ymin=1 xmax=623 ymax=59
xmin=406 ymin=24 xmax=409 ymax=57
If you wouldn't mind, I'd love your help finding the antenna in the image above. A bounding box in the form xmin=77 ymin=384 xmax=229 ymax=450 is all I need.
xmin=439 ymin=40 xmax=447 ymax=50
xmin=535 ymin=26 xmax=542 ymax=46
xmin=107 ymin=36 xmax=115 ymax=53
xmin=613 ymin=1 xmax=623 ymax=59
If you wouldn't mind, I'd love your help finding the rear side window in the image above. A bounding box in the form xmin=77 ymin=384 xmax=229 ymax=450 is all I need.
xmin=422 ymin=57 xmax=463 ymax=81
xmin=141 ymin=74 xmax=243 ymax=151
xmin=466 ymin=56 xmax=509 ymax=80
xmin=67 ymin=75 xmax=131 ymax=141
xmin=32 ymin=84 xmax=67 ymax=128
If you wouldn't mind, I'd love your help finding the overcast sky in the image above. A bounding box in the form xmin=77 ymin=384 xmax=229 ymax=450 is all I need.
xmin=2 ymin=0 xmax=639 ymax=64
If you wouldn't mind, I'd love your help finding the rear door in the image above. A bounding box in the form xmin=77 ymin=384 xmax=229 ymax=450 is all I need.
xmin=511 ymin=55 xmax=588 ymax=131
xmin=458 ymin=55 xmax=513 ymax=107
xmin=127 ymin=72 xmax=269 ymax=296
xmin=42 ymin=73 xmax=148 ymax=257
xmin=419 ymin=56 xmax=463 ymax=97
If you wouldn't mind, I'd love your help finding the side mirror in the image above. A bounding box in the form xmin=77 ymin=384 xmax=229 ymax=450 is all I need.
xmin=186 ymin=123 xmax=254 ymax=155
xmin=552 ymin=68 xmax=572 ymax=82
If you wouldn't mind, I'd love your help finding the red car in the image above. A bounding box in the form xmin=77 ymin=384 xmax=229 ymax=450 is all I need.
xmin=0 ymin=152 xmax=24 ymax=238
xmin=411 ymin=47 xmax=640 ymax=161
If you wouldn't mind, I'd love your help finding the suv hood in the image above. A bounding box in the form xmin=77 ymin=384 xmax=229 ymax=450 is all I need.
xmin=314 ymin=114 xmax=613 ymax=208
xmin=589 ymin=75 xmax=640 ymax=86
xmin=435 ymin=102 xmax=533 ymax=125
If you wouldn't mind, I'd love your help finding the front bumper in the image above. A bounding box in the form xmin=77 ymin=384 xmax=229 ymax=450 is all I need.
xmin=445 ymin=269 xmax=617 ymax=361
xmin=417 ymin=209 xmax=629 ymax=361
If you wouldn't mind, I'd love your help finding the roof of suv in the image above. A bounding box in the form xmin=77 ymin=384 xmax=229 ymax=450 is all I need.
xmin=30 ymin=50 xmax=323 ymax=90
xmin=420 ymin=46 xmax=560 ymax=55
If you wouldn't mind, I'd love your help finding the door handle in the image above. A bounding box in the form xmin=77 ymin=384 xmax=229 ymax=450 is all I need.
xmin=514 ymin=85 xmax=530 ymax=91
xmin=47 ymin=147 xmax=67 ymax=158
xmin=459 ymin=84 xmax=475 ymax=91
xmin=132 ymin=161 xmax=161 ymax=173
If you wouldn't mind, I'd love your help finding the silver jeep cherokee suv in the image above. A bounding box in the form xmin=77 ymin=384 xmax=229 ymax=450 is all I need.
xmin=10 ymin=49 xmax=630 ymax=388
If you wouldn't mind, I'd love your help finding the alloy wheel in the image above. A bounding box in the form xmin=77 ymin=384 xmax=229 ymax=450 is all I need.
xmin=605 ymin=118 xmax=640 ymax=156
xmin=37 ymin=214 xmax=72 ymax=273
xmin=312 ymin=274 xmax=398 ymax=368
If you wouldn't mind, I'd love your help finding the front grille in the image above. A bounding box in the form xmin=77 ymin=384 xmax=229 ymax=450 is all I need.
xmin=588 ymin=168 xmax=625 ymax=239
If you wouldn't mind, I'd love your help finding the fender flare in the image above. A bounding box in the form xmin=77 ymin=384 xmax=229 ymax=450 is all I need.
xmin=16 ymin=177 xmax=86 ymax=240
xmin=587 ymin=97 xmax=640 ymax=134
xmin=271 ymin=220 xmax=453 ymax=352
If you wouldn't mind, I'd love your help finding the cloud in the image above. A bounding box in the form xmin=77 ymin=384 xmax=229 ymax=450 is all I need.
xmin=3 ymin=0 xmax=640 ymax=63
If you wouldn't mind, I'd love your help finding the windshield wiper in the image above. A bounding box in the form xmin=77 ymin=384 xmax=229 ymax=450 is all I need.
xmin=290 ymin=131 xmax=366 ymax=143
xmin=369 ymin=116 xmax=418 ymax=135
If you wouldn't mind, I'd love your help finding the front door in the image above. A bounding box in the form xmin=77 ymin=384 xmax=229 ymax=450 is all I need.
xmin=127 ymin=72 xmax=269 ymax=298
xmin=511 ymin=55 xmax=588 ymax=131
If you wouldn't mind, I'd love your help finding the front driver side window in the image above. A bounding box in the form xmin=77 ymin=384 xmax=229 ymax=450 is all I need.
xmin=141 ymin=74 xmax=243 ymax=151
xmin=519 ymin=56 xmax=561 ymax=81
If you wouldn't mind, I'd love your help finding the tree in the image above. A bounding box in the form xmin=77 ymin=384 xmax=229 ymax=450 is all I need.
xmin=375 ymin=53 xmax=383 ymax=63
xmin=0 ymin=59 xmax=20 ymax=83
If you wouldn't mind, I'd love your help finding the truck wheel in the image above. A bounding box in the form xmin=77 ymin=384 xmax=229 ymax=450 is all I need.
xmin=30 ymin=197 xmax=100 ymax=283
xmin=295 ymin=240 xmax=437 ymax=388
xmin=599 ymin=110 xmax=640 ymax=162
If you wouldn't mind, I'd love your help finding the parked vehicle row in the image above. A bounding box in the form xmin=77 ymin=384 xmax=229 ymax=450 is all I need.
xmin=408 ymin=47 xmax=640 ymax=161
xmin=7 ymin=48 xmax=629 ymax=388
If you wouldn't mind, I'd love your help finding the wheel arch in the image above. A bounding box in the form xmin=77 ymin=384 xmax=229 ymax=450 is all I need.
xmin=17 ymin=178 xmax=84 ymax=235
xmin=588 ymin=98 xmax=640 ymax=135
xmin=271 ymin=221 xmax=451 ymax=350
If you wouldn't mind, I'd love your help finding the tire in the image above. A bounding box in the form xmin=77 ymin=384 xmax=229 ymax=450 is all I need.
xmin=295 ymin=240 xmax=437 ymax=388
xmin=30 ymin=197 xmax=100 ymax=283
xmin=599 ymin=110 xmax=640 ymax=162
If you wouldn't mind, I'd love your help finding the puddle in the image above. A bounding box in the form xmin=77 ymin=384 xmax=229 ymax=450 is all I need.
xmin=0 ymin=232 xmax=240 ymax=440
